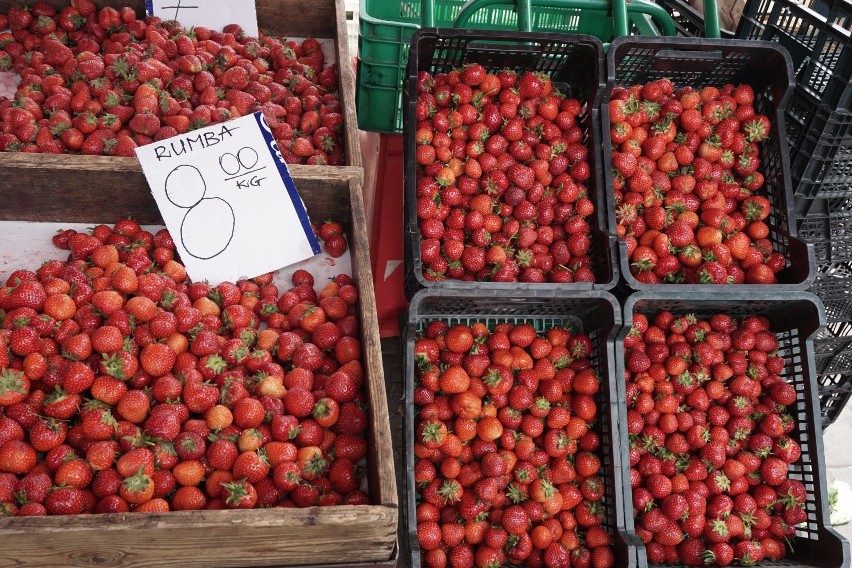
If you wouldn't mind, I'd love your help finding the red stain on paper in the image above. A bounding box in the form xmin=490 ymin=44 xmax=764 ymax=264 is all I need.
xmin=0 ymin=72 xmax=21 ymax=100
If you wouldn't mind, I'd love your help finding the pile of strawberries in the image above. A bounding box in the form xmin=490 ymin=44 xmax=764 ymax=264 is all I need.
xmin=624 ymin=310 xmax=806 ymax=565
xmin=0 ymin=219 xmax=370 ymax=514
xmin=0 ymin=0 xmax=345 ymax=164
xmin=413 ymin=322 xmax=615 ymax=567
xmin=414 ymin=65 xmax=598 ymax=284
xmin=609 ymin=79 xmax=785 ymax=284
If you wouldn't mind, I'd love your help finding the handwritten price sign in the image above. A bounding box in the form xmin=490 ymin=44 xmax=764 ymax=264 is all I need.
xmin=144 ymin=0 xmax=259 ymax=37
xmin=135 ymin=112 xmax=321 ymax=284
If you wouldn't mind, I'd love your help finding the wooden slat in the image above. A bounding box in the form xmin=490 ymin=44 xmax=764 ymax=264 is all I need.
xmin=0 ymin=155 xmax=362 ymax=223
xmin=0 ymin=167 xmax=397 ymax=567
xmin=359 ymin=132 xmax=381 ymax=241
xmin=346 ymin=176 xmax=398 ymax=509
xmin=258 ymin=0 xmax=337 ymax=38
xmin=333 ymin=0 xmax=363 ymax=170
xmin=0 ymin=505 xmax=397 ymax=568
xmin=0 ymin=0 xmax=362 ymax=169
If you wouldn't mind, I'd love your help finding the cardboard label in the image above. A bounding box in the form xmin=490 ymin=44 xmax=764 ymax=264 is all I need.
xmin=135 ymin=112 xmax=321 ymax=285
xmin=145 ymin=0 xmax=259 ymax=37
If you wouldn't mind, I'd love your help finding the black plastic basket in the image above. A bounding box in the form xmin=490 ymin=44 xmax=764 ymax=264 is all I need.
xmin=655 ymin=0 xmax=737 ymax=38
xmin=817 ymin=372 xmax=852 ymax=428
xmin=616 ymin=291 xmax=850 ymax=568
xmin=601 ymin=36 xmax=816 ymax=291
xmin=736 ymin=0 xmax=851 ymax=110
xmin=813 ymin=332 xmax=852 ymax=375
xmin=786 ymin=88 xmax=852 ymax=200
xmin=402 ymin=28 xmax=618 ymax=300
xmin=812 ymin=324 xmax=852 ymax=427
xmin=797 ymin=208 xmax=852 ymax=266
xmin=796 ymin=260 xmax=852 ymax=425
xmin=810 ymin=269 xmax=852 ymax=323
xmin=401 ymin=289 xmax=636 ymax=568
xmin=807 ymin=270 xmax=852 ymax=426
xmin=795 ymin=194 xmax=852 ymax=217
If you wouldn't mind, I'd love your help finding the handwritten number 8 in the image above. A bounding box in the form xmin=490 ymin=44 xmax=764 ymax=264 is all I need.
xmin=165 ymin=165 xmax=235 ymax=260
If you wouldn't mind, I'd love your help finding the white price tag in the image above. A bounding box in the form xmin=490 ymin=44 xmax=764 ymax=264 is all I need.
xmin=135 ymin=112 xmax=321 ymax=285
xmin=144 ymin=0 xmax=259 ymax=37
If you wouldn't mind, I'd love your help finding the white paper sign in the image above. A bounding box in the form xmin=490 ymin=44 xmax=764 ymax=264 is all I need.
xmin=135 ymin=112 xmax=321 ymax=285
xmin=145 ymin=0 xmax=259 ymax=38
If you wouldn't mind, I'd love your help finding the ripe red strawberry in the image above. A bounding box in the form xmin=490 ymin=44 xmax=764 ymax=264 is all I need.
xmin=734 ymin=540 xmax=765 ymax=565
xmin=501 ymin=504 xmax=530 ymax=535
xmin=743 ymin=115 xmax=771 ymax=142
xmin=44 ymin=487 xmax=85 ymax=515
xmin=323 ymin=235 xmax=347 ymax=258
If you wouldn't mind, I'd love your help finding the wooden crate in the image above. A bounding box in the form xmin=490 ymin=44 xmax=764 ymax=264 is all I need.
xmin=0 ymin=0 xmax=362 ymax=169
xmin=0 ymin=166 xmax=397 ymax=568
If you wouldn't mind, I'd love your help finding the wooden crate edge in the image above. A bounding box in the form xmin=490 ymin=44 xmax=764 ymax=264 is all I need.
xmin=346 ymin=174 xmax=398 ymax=510
xmin=333 ymin=0 xmax=363 ymax=170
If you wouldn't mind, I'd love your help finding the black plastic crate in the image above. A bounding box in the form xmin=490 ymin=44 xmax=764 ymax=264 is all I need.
xmin=795 ymin=194 xmax=852 ymax=217
xmin=797 ymin=209 xmax=852 ymax=265
xmin=807 ymin=266 xmax=852 ymax=426
xmin=815 ymin=259 xmax=852 ymax=278
xmin=401 ymin=289 xmax=636 ymax=568
xmin=813 ymin=333 xmax=852 ymax=374
xmin=786 ymin=88 xmax=852 ymax=199
xmin=655 ymin=0 xmax=737 ymax=38
xmin=817 ymin=372 xmax=852 ymax=427
xmin=616 ymin=291 xmax=850 ymax=568
xmin=402 ymin=29 xmax=618 ymax=300
xmin=736 ymin=0 xmax=851 ymax=110
xmin=812 ymin=324 xmax=852 ymax=427
xmin=602 ymin=36 xmax=816 ymax=291
xmin=810 ymin=270 xmax=852 ymax=323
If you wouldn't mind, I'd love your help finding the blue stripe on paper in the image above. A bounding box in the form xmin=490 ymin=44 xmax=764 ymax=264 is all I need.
xmin=252 ymin=112 xmax=322 ymax=256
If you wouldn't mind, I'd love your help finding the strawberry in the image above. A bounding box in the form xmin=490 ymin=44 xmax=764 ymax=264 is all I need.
xmin=323 ymin=235 xmax=347 ymax=258
xmin=2 ymin=285 xmax=44 ymax=318
xmin=44 ymin=487 xmax=85 ymax=516
xmin=734 ymin=540 xmax=764 ymax=565
xmin=0 ymin=440 xmax=37 ymax=474
xmin=221 ymin=479 xmax=257 ymax=509
xmin=41 ymin=39 xmax=74 ymax=67
xmin=743 ymin=115 xmax=771 ymax=142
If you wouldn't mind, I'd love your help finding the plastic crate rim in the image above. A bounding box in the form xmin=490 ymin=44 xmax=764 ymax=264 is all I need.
xmin=405 ymin=287 xmax=623 ymax=335
xmin=407 ymin=286 xmax=623 ymax=312
xmin=620 ymin=289 xmax=827 ymax=332
xmin=614 ymin=240 xmax=818 ymax=290
xmin=606 ymin=36 xmax=796 ymax=101
xmin=409 ymin=27 xmax=607 ymax=56
xmin=359 ymin=0 xmax=421 ymax=28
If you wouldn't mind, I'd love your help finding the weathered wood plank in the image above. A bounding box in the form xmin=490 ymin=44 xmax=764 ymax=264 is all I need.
xmin=0 ymin=505 xmax=397 ymax=568
xmin=0 ymin=156 xmax=362 ymax=223
xmin=346 ymin=177 xmax=397 ymax=510
xmin=333 ymin=0 xmax=363 ymax=170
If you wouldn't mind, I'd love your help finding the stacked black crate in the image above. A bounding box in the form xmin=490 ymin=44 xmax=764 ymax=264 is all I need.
xmin=738 ymin=0 xmax=852 ymax=426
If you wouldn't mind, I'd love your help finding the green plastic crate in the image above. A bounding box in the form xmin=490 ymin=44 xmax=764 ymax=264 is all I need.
xmin=357 ymin=0 xmax=675 ymax=133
